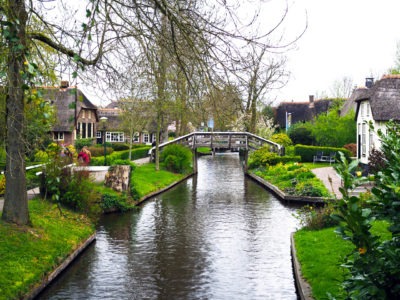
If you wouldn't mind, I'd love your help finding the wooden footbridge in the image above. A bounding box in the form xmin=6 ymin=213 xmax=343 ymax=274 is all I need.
xmin=149 ymin=132 xmax=283 ymax=172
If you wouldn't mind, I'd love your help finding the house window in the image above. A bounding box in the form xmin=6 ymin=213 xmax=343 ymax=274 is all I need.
xmin=361 ymin=123 xmax=367 ymax=157
xmin=143 ymin=133 xmax=149 ymax=143
xmin=82 ymin=110 xmax=86 ymax=118
xmin=360 ymin=102 xmax=365 ymax=117
xmin=96 ymin=131 xmax=102 ymax=139
xmin=366 ymin=103 xmax=370 ymax=117
xmin=151 ymin=133 xmax=156 ymax=143
xmin=87 ymin=123 xmax=92 ymax=138
xmin=369 ymin=129 xmax=374 ymax=153
xmin=88 ymin=111 xmax=92 ymax=119
xmin=133 ymin=132 xmax=139 ymax=143
xmin=54 ymin=132 xmax=64 ymax=141
xmin=106 ymin=132 xmax=125 ymax=142
xmin=82 ymin=122 xmax=87 ymax=138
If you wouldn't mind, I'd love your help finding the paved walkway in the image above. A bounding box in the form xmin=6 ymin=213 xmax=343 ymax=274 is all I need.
xmin=312 ymin=166 xmax=343 ymax=199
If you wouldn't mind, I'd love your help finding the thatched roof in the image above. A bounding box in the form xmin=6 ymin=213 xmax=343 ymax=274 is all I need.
xmin=354 ymin=75 xmax=400 ymax=121
xmin=275 ymin=98 xmax=334 ymax=128
xmin=41 ymin=86 xmax=98 ymax=132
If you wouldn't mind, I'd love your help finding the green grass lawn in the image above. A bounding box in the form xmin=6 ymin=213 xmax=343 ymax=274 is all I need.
xmin=0 ymin=199 xmax=95 ymax=300
xmin=131 ymin=163 xmax=189 ymax=200
xmin=251 ymin=162 xmax=331 ymax=197
xmin=302 ymin=162 xmax=336 ymax=169
xmin=294 ymin=220 xmax=391 ymax=299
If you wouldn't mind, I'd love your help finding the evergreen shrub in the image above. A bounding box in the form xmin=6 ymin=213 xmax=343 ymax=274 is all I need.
xmin=90 ymin=146 xmax=150 ymax=166
xmin=248 ymin=146 xmax=300 ymax=169
xmin=88 ymin=146 xmax=113 ymax=157
xmin=75 ymin=138 xmax=95 ymax=150
xmin=160 ymin=144 xmax=192 ymax=174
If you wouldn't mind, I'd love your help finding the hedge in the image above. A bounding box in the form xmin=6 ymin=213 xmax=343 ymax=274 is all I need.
xmin=90 ymin=146 xmax=150 ymax=166
xmin=294 ymin=144 xmax=352 ymax=162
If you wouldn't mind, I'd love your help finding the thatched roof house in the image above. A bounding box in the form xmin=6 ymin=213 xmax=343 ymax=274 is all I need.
xmin=353 ymin=75 xmax=400 ymax=164
xmin=41 ymin=81 xmax=99 ymax=145
xmin=275 ymin=96 xmax=334 ymax=129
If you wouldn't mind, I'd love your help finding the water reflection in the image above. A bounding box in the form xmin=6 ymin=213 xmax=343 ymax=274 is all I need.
xmin=38 ymin=153 xmax=300 ymax=300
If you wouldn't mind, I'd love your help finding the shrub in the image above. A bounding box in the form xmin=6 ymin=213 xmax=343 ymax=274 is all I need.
xmin=0 ymin=174 xmax=5 ymax=195
xmin=295 ymin=203 xmax=338 ymax=230
xmin=88 ymin=146 xmax=114 ymax=157
xmin=34 ymin=150 xmax=48 ymax=162
xmin=248 ymin=148 xmax=280 ymax=168
xmin=248 ymin=146 xmax=300 ymax=169
xmin=288 ymin=124 xmax=315 ymax=145
xmin=270 ymin=133 xmax=293 ymax=147
xmin=61 ymin=170 xmax=102 ymax=220
xmin=89 ymin=146 xmax=150 ymax=166
xmin=100 ymin=190 xmax=134 ymax=212
xmin=75 ymin=138 xmax=95 ymax=150
xmin=160 ymin=144 xmax=192 ymax=174
xmin=368 ymin=148 xmax=387 ymax=174
xmin=343 ymin=143 xmax=357 ymax=157
xmin=110 ymin=143 xmax=130 ymax=151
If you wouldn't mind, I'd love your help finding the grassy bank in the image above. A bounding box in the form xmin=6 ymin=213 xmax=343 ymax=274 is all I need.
xmin=294 ymin=220 xmax=391 ymax=299
xmin=131 ymin=162 xmax=190 ymax=200
xmin=0 ymin=199 xmax=95 ymax=300
xmin=250 ymin=162 xmax=330 ymax=197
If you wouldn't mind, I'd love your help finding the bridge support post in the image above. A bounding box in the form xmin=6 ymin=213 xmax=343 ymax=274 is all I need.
xmin=243 ymin=149 xmax=249 ymax=173
xmin=192 ymin=148 xmax=198 ymax=173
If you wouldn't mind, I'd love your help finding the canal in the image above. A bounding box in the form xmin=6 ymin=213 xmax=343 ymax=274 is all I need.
xmin=38 ymin=153 xmax=301 ymax=299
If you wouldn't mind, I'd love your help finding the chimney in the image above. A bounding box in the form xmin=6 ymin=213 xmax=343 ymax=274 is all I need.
xmin=365 ymin=77 xmax=374 ymax=88
xmin=309 ymin=95 xmax=315 ymax=108
xmin=60 ymin=80 xmax=69 ymax=88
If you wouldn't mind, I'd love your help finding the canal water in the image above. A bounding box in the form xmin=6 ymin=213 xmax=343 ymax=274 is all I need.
xmin=38 ymin=154 xmax=301 ymax=300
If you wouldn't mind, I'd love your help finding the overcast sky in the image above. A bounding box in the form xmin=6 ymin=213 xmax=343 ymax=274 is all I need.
xmin=79 ymin=0 xmax=400 ymax=105
xmin=272 ymin=0 xmax=400 ymax=102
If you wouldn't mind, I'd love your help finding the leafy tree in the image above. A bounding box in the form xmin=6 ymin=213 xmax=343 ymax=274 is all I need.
xmin=288 ymin=123 xmax=315 ymax=145
xmin=1 ymin=0 xmax=106 ymax=225
xmin=311 ymin=108 xmax=356 ymax=147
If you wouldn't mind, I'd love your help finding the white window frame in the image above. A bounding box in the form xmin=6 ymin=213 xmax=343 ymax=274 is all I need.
xmin=361 ymin=123 xmax=367 ymax=157
xmin=106 ymin=131 xmax=125 ymax=142
xmin=53 ymin=132 xmax=64 ymax=141
xmin=143 ymin=133 xmax=149 ymax=144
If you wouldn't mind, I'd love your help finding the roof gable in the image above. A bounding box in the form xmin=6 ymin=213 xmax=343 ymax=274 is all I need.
xmin=40 ymin=86 xmax=98 ymax=132
xmin=353 ymin=75 xmax=400 ymax=121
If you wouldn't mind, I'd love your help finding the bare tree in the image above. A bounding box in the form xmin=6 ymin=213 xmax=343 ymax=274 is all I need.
xmin=1 ymin=0 xmax=303 ymax=225
xmin=330 ymin=76 xmax=354 ymax=99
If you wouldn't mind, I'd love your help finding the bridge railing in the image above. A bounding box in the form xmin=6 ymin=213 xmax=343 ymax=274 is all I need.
xmin=148 ymin=131 xmax=283 ymax=158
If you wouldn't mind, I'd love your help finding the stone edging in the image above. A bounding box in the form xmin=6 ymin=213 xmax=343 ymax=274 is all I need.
xmin=135 ymin=173 xmax=194 ymax=205
xmin=23 ymin=233 xmax=96 ymax=300
xmin=291 ymin=233 xmax=313 ymax=300
xmin=246 ymin=172 xmax=327 ymax=204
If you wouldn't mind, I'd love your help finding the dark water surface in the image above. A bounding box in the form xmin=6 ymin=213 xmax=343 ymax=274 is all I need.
xmin=38 ymin=154 xmax=300 ymax=300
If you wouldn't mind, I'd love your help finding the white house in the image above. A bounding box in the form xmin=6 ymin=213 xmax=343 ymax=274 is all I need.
xmin=353 ymin=75 xmax=400 ymax=165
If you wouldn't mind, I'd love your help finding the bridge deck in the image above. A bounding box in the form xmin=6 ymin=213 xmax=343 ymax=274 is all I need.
xmin=149 ymin=131 xmax=282 ymax=154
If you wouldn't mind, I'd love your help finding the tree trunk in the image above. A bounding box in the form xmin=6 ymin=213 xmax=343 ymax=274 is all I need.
xmin=2 ymin=0 xmax=30 ymax=225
